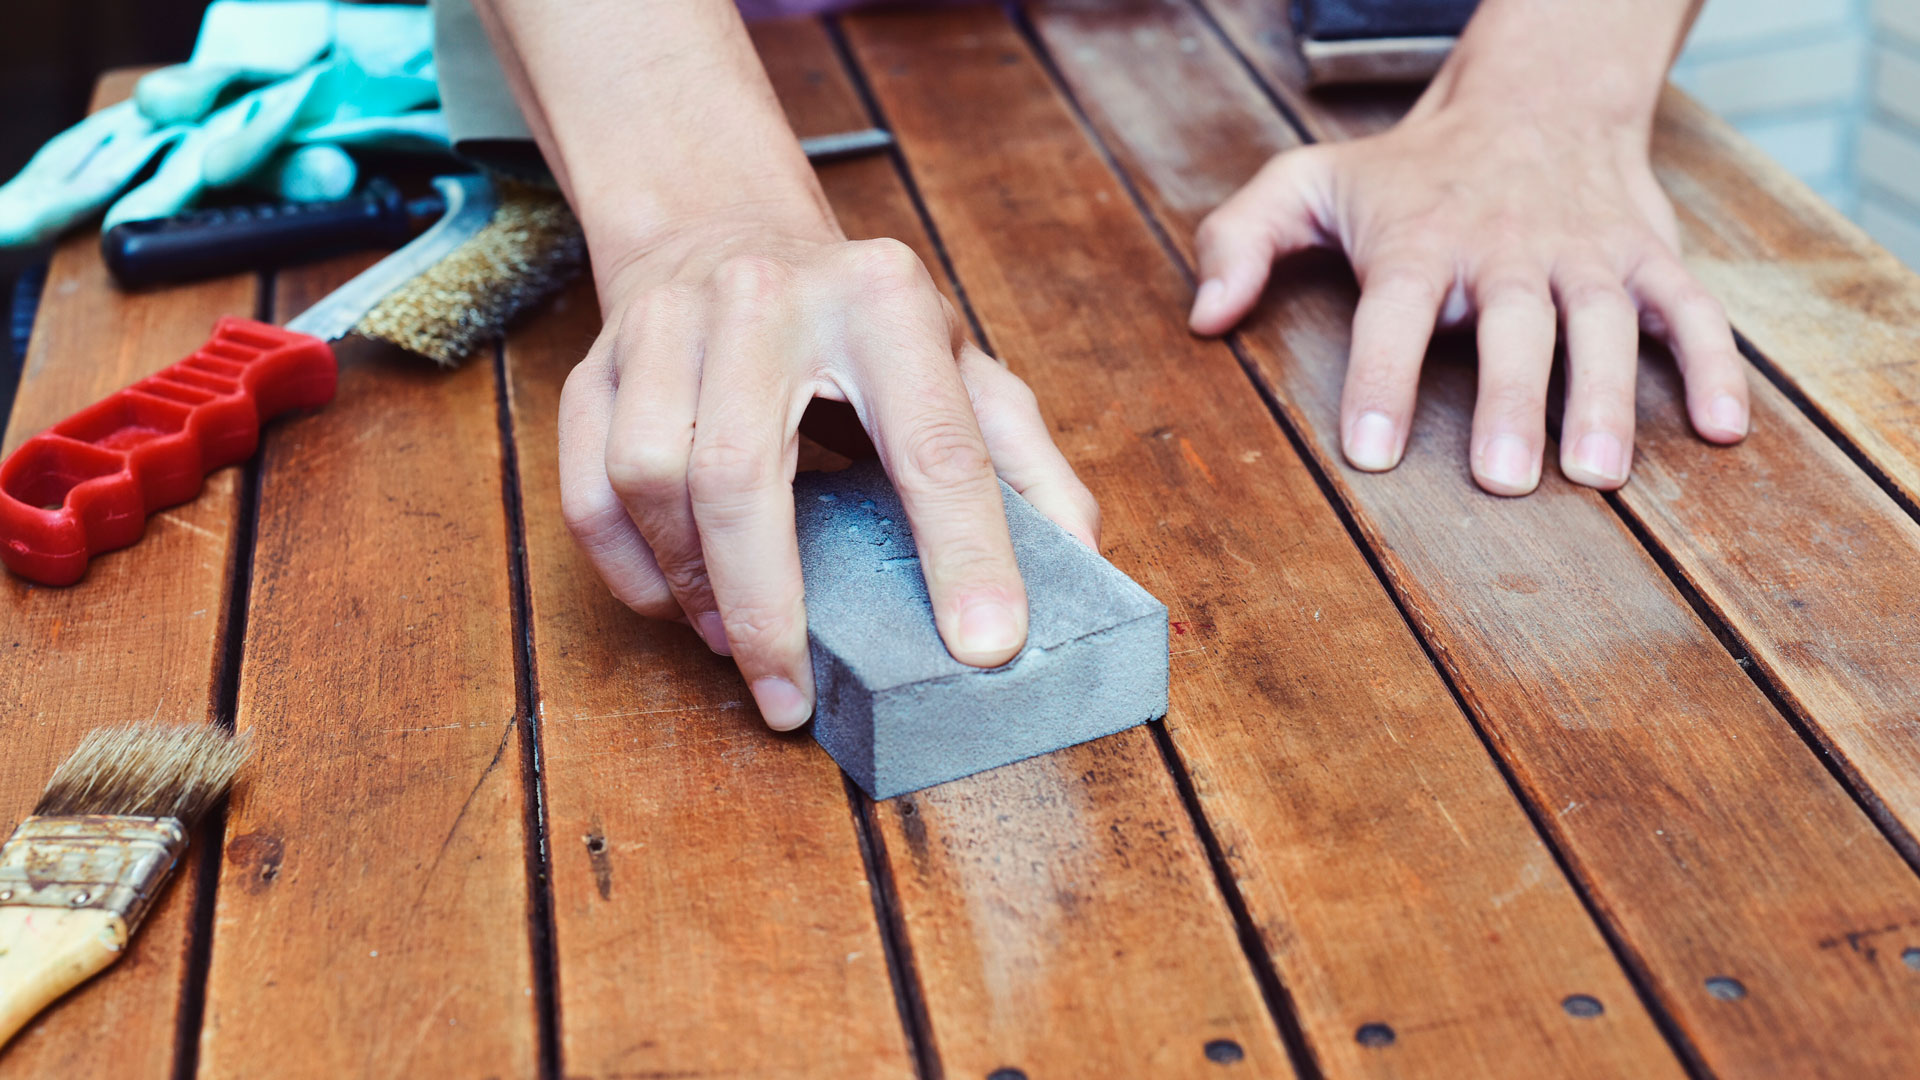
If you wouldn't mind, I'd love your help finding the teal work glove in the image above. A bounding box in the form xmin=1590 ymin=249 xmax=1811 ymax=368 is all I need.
xmin=0 ymin=0 xmax=447 ymax=248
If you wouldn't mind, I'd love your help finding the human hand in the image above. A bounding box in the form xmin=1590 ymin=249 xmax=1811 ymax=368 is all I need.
xmin=1188 ymin=93 xmax=1750 ymax=495
xmin=559 ymin=224 xmax=1099 ymax=730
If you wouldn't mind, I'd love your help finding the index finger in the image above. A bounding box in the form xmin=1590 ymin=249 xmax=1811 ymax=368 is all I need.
xmin=846 ymin=317 xmax=1028 ymax=669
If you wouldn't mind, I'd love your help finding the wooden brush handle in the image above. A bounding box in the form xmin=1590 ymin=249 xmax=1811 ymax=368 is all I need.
xmin=0 ymin=907 xmax=128 ymax=1050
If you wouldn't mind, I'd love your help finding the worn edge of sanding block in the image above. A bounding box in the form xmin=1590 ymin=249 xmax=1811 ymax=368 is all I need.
xmin=794 ymin=461 xmax=1170 ymax=799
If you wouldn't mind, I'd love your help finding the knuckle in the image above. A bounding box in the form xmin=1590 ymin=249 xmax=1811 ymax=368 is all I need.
xmin=604 ymin=435 xmax=687 ymax=502
xmin=1559 ymin=278 xmax=1627 ymax=311
xmin=687 ymin=437 xmax=776 ymax=502
xmin=560 ymin=488 xmax=624 ymax=548
xmin=1473 ymin=266 xmax=1549 ymax=309
xmin=1363 ymin=263 xmax=1445 ymax=306
xmin=614 ymin=583 xmax=679 ymax=622
xmin=1671 ymin=281 xmax=1727 ymax=323
xmin=900 ymin=417 xmax=994 ymax=489
xmin=1482 ymin=378 xmax=1549 ymax=416
xmin=710 ymin=254 xmax=790 ymax=303
xmin=720 ymin=602 xmax=801 ymax=653
xmin=844 ymin=237 xmax=929 ymax=294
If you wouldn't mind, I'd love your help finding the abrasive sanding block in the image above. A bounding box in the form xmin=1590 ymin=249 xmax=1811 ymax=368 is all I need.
xmin=795 ymin=462 xmax=1169 ymax=799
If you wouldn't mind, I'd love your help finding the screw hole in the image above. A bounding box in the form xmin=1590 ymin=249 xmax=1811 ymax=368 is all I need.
xmin=987 ymin=1069 xmax=1028 ymax=1080
xmin=1355 ymin=1022 xmax=1395 ymax=1048
xmin=585 ymin=835 xmax=607 ymax=854
xmin=1204 ymin=1038 xmax=1244 ymax=1063
xmin=1705 ymin=976 xmax=1746 ymax=1001
xmin=1561 ymin=994 xmax=1604 ymax=1018
xmin=1903 ymin=948 xmax=1920 ymax=972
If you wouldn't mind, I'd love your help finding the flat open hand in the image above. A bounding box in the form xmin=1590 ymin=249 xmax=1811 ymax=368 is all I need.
xmin=1188 ymin=93 xmax=1750 ymax=495
xmin=560 ymin=227 xmax=1099 ymax=730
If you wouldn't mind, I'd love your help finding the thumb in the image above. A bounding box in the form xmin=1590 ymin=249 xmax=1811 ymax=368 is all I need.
xmin=1189 ymin=145 xmax=1334 ymax=335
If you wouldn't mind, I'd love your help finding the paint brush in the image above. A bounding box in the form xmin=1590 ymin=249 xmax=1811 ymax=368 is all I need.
xmin=0 ymin=725 xmax=250 ymax=1050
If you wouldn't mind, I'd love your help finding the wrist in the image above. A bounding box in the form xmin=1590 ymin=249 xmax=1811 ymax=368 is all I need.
xmin=586 ymin=197 xmax=845 ymax=305
xmin=1415 ymin=0 xmax=1689 ymax=138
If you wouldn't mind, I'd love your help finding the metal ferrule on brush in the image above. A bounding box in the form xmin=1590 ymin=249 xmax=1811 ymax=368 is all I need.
xmin=0 ymin=816 xmax=186 ymax=936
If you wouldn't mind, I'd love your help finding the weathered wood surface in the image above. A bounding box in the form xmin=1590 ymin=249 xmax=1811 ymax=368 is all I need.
xmin=495 ymin=20 xmax=917 ymax=1077
xmin=195 ymin=257 xmax=539 ymax=1079
xmin=1194 ymin=0 xmax=1920 ymax=870
xmin=13 ymin=22 xmax=1920 ymax=1075
xmin=1032 ymin=0 xmax=1920 ymax=1074
xmin=1655 ymin=91 xmax=1920 ymax=512
xmin=788 ymin=20 xmax=1298 ymax=1078
xmin=844 ymin=9 xmax=1688 ymax=1078
xmin=0 ymin=70 xmax=251 ymax=1080
xmin=508 ymin=298 xmax=915 ymax=1076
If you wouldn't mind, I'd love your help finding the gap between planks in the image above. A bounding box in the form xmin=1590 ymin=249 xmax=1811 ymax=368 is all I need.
xmin=997 ymin=6 xmax=1704 ymax=1074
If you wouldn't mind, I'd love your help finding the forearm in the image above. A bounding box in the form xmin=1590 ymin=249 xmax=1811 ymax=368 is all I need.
xmin=1418 ymin=0 xmax=1705 ymax=133
xmin=470 ymin=0 xmax=839 ymax=296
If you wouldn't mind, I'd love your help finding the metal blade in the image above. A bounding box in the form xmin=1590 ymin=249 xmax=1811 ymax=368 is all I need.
xmin=284 ymin=174 xmax=497 ymax=342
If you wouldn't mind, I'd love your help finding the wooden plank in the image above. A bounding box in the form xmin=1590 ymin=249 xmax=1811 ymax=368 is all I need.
xmin=0 ymin=70 xmax=252 ymax=1080
xmin=493 ymin=20 xmax=915 ymax=1077
xmin=1198 ymin=0 xmax=1920 ymax=860
xmin=1032 ymin=0 xmax=1920 ymax=1074
xmin=838 ymin=11 xmax=1689 ymax=1079
xmin=1656 ymin=92 xmax=1920 ymax=511
xmin=195 ymin=257 xmax=539 ymax=1077
xmin=793 ymin=19 xmax=1302 ymax=1078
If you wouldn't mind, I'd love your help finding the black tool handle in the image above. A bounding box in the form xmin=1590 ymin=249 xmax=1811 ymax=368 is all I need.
xmin=102 ymin=180 xmax=414 ymax=289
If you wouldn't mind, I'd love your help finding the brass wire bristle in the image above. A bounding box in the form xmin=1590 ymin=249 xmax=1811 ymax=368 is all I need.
xmin=353 ymin=180 xmax=586 ymax=367
xmin=33 ymin=725 xmax=251 ymax=825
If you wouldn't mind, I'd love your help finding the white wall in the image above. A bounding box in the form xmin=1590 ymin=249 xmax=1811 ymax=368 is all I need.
xmin=1672 ymin=0 xmax=1920 ymax=267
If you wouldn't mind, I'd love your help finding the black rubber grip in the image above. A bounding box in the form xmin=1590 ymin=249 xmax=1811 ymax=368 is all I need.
xmin=102 ymin=180 xmax=414 ymax=289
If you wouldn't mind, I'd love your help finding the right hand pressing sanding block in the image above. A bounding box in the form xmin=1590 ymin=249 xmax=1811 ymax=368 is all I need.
xmin=795 ymin=462 xmax=1169 ymax=799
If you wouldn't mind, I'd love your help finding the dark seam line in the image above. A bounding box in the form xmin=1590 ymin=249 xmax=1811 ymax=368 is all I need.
xmin=845 ymin=777 xmax=942 ymax=1080
xmin=821 ymin=20 xmax=952 ymax=1077
xmin=1731 ymin=328 xmax=1920 ymax=525
xmin=1001 ymin=6 xmax=1320 ymax=1076
xmin=824 ymin=15 xmax=995 ymax=354
xmin=173 ymin=268 xmax=275 ymax=1080
xmin=493 ymin=335 xmax=564 ymax=1080
xmin=1602 ymin=483 xmax=1920 ymax=871
xmin=1145 ymin=718 xmax=1327 ymax=1079
xmin=1031 ymin=1 xmax=1717 ymax=1074
xmin=1176 ymin=1 xmax=1722 ymax=1071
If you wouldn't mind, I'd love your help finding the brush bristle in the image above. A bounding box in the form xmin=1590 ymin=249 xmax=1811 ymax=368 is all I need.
xmin=353 ymin=180 xmax=586 ymax=367
xmin=34 ymin=725 xmax=252 ymax=824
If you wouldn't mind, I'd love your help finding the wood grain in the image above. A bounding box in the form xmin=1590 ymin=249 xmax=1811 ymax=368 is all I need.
xmin=194 ymin=257 xmax=538 ymax=1079
xmin=841 ymin=10 xmax=1689 ymax=1078
xmin=819 ymin=20 xmax=1299 ymax=1077
xmin=494 ymin=20 xmax=916 ymax=1077
xmin=1652 ymin=90 xmax=1920 ymax=511
xmin=1180 ymin=12 xmax=1920 ymax=867
xmin=0 ymin=69 xmax=250 ymax=1080
xmin=1076 ymin=0 xmax=1920 ymax=1073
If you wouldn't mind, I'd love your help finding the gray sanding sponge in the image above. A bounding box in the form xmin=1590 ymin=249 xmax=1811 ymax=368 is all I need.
xmin=795 ymin=462 xmax=1168 ymax=799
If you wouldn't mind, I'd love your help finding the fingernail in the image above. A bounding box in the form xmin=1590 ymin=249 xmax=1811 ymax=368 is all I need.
xmin=1479 ymin=434 xmax=1538 ymax=494
xmin=1346 ymin=411 xmax=1399 ymax=471
xmin=693 ymin=611 xmax=731 ymax=656
xmin=1190 ymin=278 xmax=1226 ymax=324
xmin=1708 ymin=394 xmax=1748 ymax=437
xmin=1568 ymin=431 xmax=1627 ymax=485
xmin=750 ymin=676 xmax=811 ymax=731
xmin=958 ymin=599 xmax=1023 ymax=662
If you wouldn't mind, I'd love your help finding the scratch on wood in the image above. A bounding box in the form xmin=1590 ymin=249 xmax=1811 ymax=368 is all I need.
xmin=154 ymin=511 xmax=223 ymax=542
xmin=562 ymin=701 xmax=746 ymax=723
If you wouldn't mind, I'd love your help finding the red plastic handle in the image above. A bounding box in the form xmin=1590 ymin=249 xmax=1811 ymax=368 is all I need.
xmin=0 ymin=317 xmax=336 ymax=585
